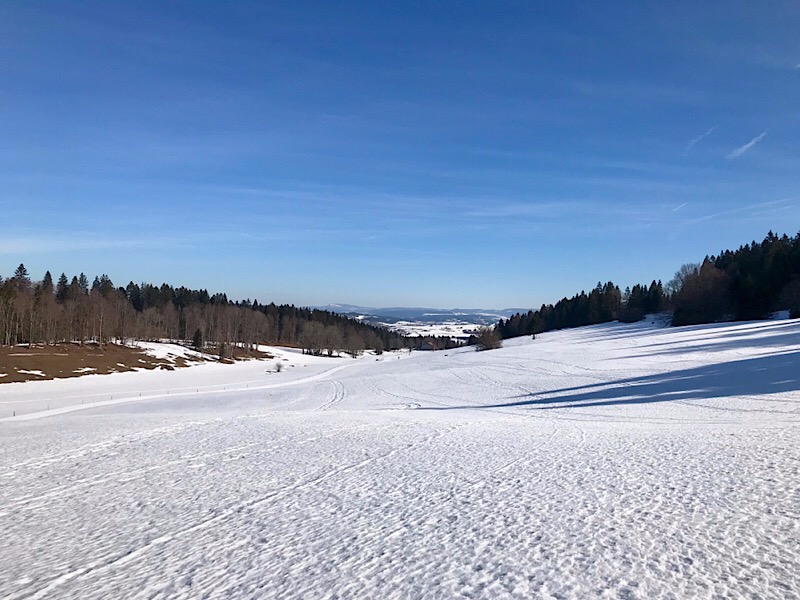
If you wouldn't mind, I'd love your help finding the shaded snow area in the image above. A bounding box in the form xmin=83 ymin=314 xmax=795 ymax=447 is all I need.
xmin=1 ymin=320 xmax=799 ymax=599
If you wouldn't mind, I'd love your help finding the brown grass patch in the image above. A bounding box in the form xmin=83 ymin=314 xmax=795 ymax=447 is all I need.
xmin=0 ymin=343 xmax=208 ymax=384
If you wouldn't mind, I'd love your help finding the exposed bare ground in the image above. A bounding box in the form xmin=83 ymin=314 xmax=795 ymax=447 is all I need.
xmin=0 ymin=343 xmax=272 ymax=384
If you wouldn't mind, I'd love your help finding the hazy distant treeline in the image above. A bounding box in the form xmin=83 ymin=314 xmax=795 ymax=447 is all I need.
xmin=0 ymin=268 xmax=458 ymax=354
xmin=492 ymin=231 xmax=800 ymax=340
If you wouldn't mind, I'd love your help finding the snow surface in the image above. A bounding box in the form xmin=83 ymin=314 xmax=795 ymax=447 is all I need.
xmin=386 ymin=320 xmax=480 ymax=340
xmin=15 ymin=370 xmax=46 ymax=377
xmin=1 ymin=320 xmax=799 ymax=599
xmin=132 ymin=341 xmax=213 ymax=363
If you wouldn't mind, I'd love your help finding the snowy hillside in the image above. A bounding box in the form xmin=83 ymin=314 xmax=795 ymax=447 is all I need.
xmin=1 ymin=319 xmax=799 ymax=598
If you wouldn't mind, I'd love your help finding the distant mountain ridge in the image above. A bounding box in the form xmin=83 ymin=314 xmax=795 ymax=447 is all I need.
xmin=316 ymin=304 xmax=530 ymax=325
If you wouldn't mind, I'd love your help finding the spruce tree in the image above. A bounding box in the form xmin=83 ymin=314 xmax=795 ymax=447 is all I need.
xmin=13 ymin=264 xmax=30 ymax=290
xmin=68 ymin=276 xmax=81 ymax=300
xmin=56 ymin=273 xmax=69 ymax=303
xmin=42 ymin=271 xmax=54 ymax=295
xmin=98 ymin=275 xmax=114 ymax=297
xmin=78 ymin=273 xmax=89 ymax=294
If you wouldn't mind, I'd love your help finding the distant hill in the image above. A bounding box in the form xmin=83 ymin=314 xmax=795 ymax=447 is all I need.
xmin=316 ymin=305 xmax=530 ymax=326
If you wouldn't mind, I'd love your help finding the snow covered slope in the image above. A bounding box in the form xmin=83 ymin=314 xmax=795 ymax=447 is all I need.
xmin=1 ymin=320 xmax=799 ymax=598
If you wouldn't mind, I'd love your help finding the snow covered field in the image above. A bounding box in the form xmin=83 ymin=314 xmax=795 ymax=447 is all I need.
xmin=1 ymin=319 xmax=799 ymax=599
xmin=384 ymin=319 xmax=480 ymax=340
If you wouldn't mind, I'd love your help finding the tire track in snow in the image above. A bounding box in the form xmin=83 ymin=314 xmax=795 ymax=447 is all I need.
xmin=314 ymin=380 xmax=346 ymax=411
xmin=362 ymin=375 xmax=422 ymax=409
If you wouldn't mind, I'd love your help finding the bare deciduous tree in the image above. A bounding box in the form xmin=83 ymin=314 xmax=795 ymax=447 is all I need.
xmin=475 ymin=326 xmax=502 ymax=351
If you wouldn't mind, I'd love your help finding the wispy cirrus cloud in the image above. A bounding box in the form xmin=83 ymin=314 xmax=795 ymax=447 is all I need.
xmin=727 ymin=131 xmax=767 ymax=159
xmin=462 ymin=201 xmax=657 ymax=227
xmin=684 ymin=197 xmax=796 ymax=225
xmin=684 ymin=127 xmax=715 ymax=154
xmin=0 ymin=235 xmax=180 ymax=255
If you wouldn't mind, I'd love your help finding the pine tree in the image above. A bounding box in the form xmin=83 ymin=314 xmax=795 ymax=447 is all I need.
xmin=13 ymin=263 xmax=29 ymax=281
xmin=98 ymin=275 xmax=114 ymax=297
xmin=42 ymin=271 xmax=54 ymax=295
xmin=126 ymin=282 xmax=142 ymax=311
xmin=78 ymin=273 xmax=89 ymax=294
xmin=13 ymin=263 xmax=30 ymax=291
xmin=56 ymin=273 xmax=69 ymax=303
xmin=68 ymin=276 xmax=82 ymax=301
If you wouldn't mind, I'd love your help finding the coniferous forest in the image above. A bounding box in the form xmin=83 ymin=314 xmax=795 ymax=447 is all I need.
xmin=0 ymin=269 xmax=459 ymax=355
xmin=492 ymin=231 xmax=800 ymax=341
xmin=3 ymin=232 xmax=800 ymax=352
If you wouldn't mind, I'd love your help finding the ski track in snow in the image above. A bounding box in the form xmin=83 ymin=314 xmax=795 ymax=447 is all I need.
xmin=1 ymin=319 xmax=800 ymax=599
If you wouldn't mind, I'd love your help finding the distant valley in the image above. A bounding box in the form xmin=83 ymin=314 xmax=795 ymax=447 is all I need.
xmin=315 ymin=304 xmax=531 ymax=339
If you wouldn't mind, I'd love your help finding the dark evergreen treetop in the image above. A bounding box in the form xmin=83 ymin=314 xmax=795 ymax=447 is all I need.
xmin=42 ymin=271 xmax=54 ymax=295
xmin=55 ymin=273 xmax=69 ymax=303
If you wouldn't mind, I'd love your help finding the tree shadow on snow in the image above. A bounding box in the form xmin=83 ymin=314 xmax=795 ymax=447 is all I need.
xmin=621 ymin=330 xmax=800 ymax=360
xmin=621 ymin=320 xmax=800 ymax=358
xmin=419 ymin=350 xmax=800 ymax=411
xmin=587 ymin=318 xmax=799 ymax=347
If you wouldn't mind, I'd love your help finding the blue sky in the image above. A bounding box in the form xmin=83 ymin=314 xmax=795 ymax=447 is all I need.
xmin=2 ymin=1 xmax=798 ymax=308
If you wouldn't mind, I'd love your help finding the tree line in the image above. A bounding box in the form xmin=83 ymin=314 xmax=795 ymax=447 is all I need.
xmin=670 ymin=231 xmax=800 ymax=325
xmin=489 ymin=231 xmax=800 ymax=341
xmin=0 ymin=266 xmax=459 ymax=355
